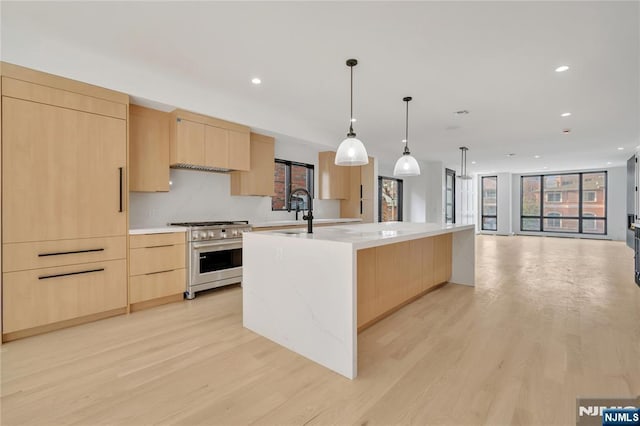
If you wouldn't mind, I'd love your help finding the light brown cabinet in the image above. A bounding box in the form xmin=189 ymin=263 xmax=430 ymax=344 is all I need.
xmin=129 ymin=104 xmax=170 ymax=192
xmin=3 ymin=259 xmax=127 ymax=336
xmin=2 ymin=96 xmax=127 ymax=243
xmin=128 ymin=232 xmax=186 ymax=312
xmin=170 ymin=109 xmax=250 ymax=171
xmin=340 ymin=156 xmax=375 ymax=223
xmin=1 ymin=63 xmax=129 ymax=341
xmin=318 ymin=151 xmax=350 ymax=199
xmin=230 ymin=132 xmax=275 ymax=196
xmin=356 ymin=233 xmax=453 ymax=330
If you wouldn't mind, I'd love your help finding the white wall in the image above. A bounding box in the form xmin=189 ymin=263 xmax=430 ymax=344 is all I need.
xmin=130 ymin=136 xmax=341 ymax=228
xmin=456 ymin=175 xmax=477 ymax=226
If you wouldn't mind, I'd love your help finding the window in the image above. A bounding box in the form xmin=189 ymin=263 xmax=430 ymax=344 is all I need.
xmin=546 ymin=192 xmax=562 ymax=202
xmin=583 ymin=212 xmax=597 ymax=231
xmin=271 ymin=159 xmax=314 ymax=211
xmin=378 ymin=176 xmax=403 ymax=222
xmin=520 ymin=171 xmax=607 ymax=235
xmin=481 ymin=176 xmax=497 ymax=231
xmin=546 ymin=212 xmax=561 ymax=228
xmin=445 ymin=168 xmax=456 ymax=224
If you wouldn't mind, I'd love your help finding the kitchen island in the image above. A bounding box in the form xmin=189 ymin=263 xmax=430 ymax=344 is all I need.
xmin=242 ymin=222 xmax=475 ymax=379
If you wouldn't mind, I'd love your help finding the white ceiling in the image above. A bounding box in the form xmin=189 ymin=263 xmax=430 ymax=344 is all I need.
xmin=1 ymin=1 xmax=638 ymax=173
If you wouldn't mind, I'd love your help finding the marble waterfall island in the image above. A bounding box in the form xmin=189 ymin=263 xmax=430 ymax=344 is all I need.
xmin=242 ymin=222 xmax=475 ymax=379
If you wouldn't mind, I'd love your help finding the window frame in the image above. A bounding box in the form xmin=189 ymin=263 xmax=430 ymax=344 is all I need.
xmin=378 ymin=176 xmax=404 ymax=222
xmin=481 ymin=176 xmax=498 ymax=231
xmin=445 ymin=168 xmax=456 ymax=224
xmin=520 ymin=171 xmax=607 ymax=235
xmin=271 ymin=158 xmax=315 ymax=211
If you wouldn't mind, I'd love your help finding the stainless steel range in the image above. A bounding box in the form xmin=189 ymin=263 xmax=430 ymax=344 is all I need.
xmin=169 ymin=221 xmax=252 ymax=299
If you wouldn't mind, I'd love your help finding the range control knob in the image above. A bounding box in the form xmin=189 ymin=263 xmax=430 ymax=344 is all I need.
xmin=208 ymin=231 xmax=216 ymax=239
xmin=192 ymin=232 xmax=200 ymax=241
xmin=232 ymin=230 xmax=238 ymax=237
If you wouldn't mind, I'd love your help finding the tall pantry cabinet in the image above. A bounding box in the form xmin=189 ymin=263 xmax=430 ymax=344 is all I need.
xmin=1 ymin=63 xmax=129 ymax=341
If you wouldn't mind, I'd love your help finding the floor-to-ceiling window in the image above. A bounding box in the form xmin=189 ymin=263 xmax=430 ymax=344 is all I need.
xmin=445 ymin=168 xmax=456 ymax=224
xmin=481 ymin=176 xmax=498 ymax=231
xmin=520 ymin=171 xmax=607 ymax=234
xmin=378 ymin=176 xmax=403 ymax=222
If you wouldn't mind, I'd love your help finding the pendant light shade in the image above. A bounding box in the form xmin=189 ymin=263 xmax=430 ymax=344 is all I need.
xmin=457 ymin=146 xmax=472 ymax=180
xmin=393 ymin=154 xmax=421 ymax=176
xmin=335 ymin=59 xmax=369 ymax=166
xmin=393 ymin=97 xmax=421 ymax=177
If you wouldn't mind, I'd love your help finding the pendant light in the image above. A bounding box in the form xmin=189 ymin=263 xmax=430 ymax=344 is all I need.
xmin=393 ymin=97 xmax=421 ymax=177
xmin=335 ymin=59 xmax=369 ymax=166
xmin=457 ymin=146 xmax=472 ymax=180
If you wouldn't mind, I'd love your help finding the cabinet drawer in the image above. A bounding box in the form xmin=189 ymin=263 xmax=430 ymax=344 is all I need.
xmin=130 ymin=268 xmax=186 ymax=303
xmin=3 ymin=236 xmax=126 ymax=273
xmin=2 ymin=259 xmax=127 ymax=334
xmin=129 ymin=244 xmax=185 ymax=275
xmin=129 ymin=232 xmax=185 ymax=248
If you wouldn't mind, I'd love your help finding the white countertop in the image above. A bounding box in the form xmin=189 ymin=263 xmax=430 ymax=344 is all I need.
xmin=251 ymin=218 xmax=362 ymax=228
xmin=247 ymin=221 xmax=475 ymax=250
xmin=129 ymin=226 xmax=188 ymax=235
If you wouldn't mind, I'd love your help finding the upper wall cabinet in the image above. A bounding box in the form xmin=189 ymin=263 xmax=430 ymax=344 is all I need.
xmin=318 ymin=151 xmax=350 ymax=200
xmin=230 ymin=133 xmax=275 ymax=196
xmin=129 ymin=105 xmax=170 ymax=192
xmin=170 ymin=109 xmax=250 ymax=171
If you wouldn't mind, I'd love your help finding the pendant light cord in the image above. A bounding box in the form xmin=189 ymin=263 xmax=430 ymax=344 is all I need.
xmin=349 ymin=64 xmax=354 ymax=136
xmin=403 ymin=97 xmax=412 ymax=155
xmin=404 ymin=100 xmax=409 ymax=154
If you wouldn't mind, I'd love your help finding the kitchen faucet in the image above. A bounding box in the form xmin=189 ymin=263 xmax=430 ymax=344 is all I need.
xmin=288 ymin=188 xmax=313 ymax=233
xmin=290 ymin=195 xmax=303 ymax=220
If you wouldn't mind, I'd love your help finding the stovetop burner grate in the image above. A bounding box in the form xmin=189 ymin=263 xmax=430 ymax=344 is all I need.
xmin=170 ymin=220 xmax=249 ymax=227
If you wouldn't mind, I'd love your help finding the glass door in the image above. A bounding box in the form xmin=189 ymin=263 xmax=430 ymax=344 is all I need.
xmin=378 ymin=176 xmax=403 ymax=222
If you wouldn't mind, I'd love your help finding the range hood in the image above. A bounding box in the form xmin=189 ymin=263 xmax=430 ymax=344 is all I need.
xmin=171 ymin=164 xmax=232 ymax=173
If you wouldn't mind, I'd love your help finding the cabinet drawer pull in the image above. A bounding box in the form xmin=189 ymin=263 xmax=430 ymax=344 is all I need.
xmin=39 ymin=268 xmax=105 ymax=280
xmin=145 ymin=269 xmax=175 ymax=276
xmin=38 ymin=248 xmax=104 ymax=257
xmin=143 ymin=244 xmax=173 ymax=249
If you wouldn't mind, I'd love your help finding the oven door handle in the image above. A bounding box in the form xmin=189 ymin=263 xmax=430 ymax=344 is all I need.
xmin=192 ymin=241 xmax=243 ymax=251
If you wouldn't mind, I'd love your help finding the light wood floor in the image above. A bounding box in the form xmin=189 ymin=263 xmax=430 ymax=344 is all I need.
xmin=1 ymin=235 xmax=639 ymax=425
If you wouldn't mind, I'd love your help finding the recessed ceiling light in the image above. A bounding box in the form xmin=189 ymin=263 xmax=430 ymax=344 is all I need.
xmin=471 ymin=161 xmax=476 ymax=165
xmin=454 ymin=110 xmax=469 ymax=115
xmin=555 ymin=65 xmax=570 ymax=72
xmin=561 ymin=112 xmax=572 ymax=117
xmin=534 ymin=155 xmax=541 ymax=159
xmin=562 ymin=128 xmax=571 ymax=134
xmin=506 ymin=153 xmax=516 ymax=157
xmin=251 ymin=77 xmax=261 ymax=85
xmin=402 ymin=139 xmax=407 ymax=143
xmin=543 ymin=166 xmax=549 ymax=169
xmin=618 ymin=147 xmax=624 ymax=150
xmin=607 ymin=161 xmax=612 ymax=165
xmin=350 ymin=118 xmax=357 ymax=122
